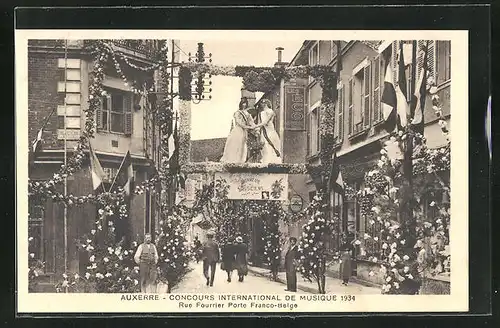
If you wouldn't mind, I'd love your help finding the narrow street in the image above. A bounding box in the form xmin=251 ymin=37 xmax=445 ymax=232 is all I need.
xmin=173 ymin=261 xmax=308 ymax=294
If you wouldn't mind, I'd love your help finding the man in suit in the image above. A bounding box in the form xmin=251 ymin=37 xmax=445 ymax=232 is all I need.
xmin=285 ymin=237 xmax=298 ymax=292
xmin=201 ymin=231 xmax=220 ymax=287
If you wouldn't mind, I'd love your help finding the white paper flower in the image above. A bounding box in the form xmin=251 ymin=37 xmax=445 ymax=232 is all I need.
xmin=103 ymin=257 xmax=109 ymax=263
xmin=89 ymin=255 xmax=95 ymax=262
xmin=403 ymin=255 xmax=410 ymax=261
xmin=85 ymin=272 xmax=91 ymax=279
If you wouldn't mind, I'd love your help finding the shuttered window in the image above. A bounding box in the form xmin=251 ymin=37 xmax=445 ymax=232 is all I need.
xmin=417 ymin=40 xmax=436 ymax=83
xmin=436 ymin=41 xmax=451 ymax=85
xmin=391 ymin=41 xmax=398 ymax=83
xmin=363 ymin=63 xmax=371 ymax=129
xmin=338 ymin=86 xmax=344 ymax=142
xmin=372 ymin=55 xmax=382 ymax=123
xmin=96 ymin=88 xmax=133 ymax=135
xmin=348 ymin=78 xmax=353 ymax=135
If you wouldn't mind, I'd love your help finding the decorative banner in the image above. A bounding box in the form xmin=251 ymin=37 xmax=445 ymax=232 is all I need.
xmin=214 ymin=173 xmax=288 ymax=201
xmin=284 ymin=85 xmax=306 ymax=131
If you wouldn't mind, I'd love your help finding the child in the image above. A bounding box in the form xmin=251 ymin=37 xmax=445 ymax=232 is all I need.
xmin=339 ymin=246 xmax=352 ymax=286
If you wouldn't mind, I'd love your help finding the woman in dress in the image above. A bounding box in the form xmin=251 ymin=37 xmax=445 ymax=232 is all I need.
xmin=221 ymin=237 xmax=236 ymax=282
xmin=254 ymin=99 xmax=282 ymax=164
xmin=220 ymin=97 xmax=257 ymax=163
xmin=233 ymin=236 xmax=249 ymax=282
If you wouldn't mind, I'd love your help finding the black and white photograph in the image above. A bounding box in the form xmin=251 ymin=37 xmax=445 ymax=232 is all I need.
xmin=16 ymin=29 xmax=468 ymax=313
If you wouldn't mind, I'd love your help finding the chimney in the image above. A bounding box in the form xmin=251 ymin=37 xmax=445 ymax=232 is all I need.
xmin=274 ymin=47 xmax=288 ymax=68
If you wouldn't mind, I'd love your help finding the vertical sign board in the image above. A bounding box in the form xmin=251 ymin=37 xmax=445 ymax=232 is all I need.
xmin=284 ymin=85 xmax=306 ymax=131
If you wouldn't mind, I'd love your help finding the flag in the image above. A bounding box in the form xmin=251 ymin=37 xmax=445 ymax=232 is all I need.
xmin=410 ymin=41 xmax=429 ymax=135
xmin=381 ymin=62 xmax=398 ymax=132
xmin=329 ymin=152 xmax=344 ymax=195
xmin=111 ymin=151 xmax=134 ymax=196
xmin=396 ymin=42 xmax=409 ymax=128
xmin=89 ymin=142 xmax=106 ymax=192
xmin=168 ymin=116 xmax=180 ymax=173
xmin=32 ymin=127 xmax=44 ymax=153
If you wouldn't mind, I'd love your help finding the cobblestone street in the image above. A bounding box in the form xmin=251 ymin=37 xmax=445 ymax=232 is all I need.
xmin=172 ymin=262 xmax=380 ymax=295
xmin=173 ymin=262 xmax=304 ymax=294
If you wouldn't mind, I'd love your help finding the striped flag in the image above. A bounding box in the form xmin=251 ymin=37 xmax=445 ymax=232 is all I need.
xmin=381 ymin=62 xmax=398 ymax=133
xmin=32 ymin=127 xmax=44 ymax=153
xmin=168 ymin=115 xmax=180 ymax=173
xmin=111 ymin=151 xmax=134 ymax=196
xmin=410 ymin=41 xmax=429 ymax=135
xmin=329 ymin=152 xmax=344 ymax=195
xmin=88 ymin=142 xmax=106 ymax=192
xmin=396 ymin=42 xmax=409 ymax=128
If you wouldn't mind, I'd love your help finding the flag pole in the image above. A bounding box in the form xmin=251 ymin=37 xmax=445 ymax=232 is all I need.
xmin=63 ymin=39 xmax=69 ymax=293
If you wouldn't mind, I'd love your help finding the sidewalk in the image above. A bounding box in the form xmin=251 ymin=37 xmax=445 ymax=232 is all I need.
xmin=247 ymin=266 xmax=381 ymax=295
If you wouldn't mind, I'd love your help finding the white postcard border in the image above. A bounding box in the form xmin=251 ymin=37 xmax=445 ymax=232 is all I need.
xmin=16 ymin=29 xmax=469 ymax=313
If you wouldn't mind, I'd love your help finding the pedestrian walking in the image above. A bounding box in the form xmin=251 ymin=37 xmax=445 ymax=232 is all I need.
xmin=233 ymin=236 xmax=248 ymax=282
xmin=339 ymin=245 xmax=353 ymax=286
xmin=201 ymin=231 xmax=220 ymax=287
xmin=134 ymin=233 xmax=159 ymax=293
xmin=284 ymin=237 xmax=298 ymax=292
xmin=221 ymin=237 xmax=236 ymax=282
xmin=193 ymin=235 xmax=202 ymax=263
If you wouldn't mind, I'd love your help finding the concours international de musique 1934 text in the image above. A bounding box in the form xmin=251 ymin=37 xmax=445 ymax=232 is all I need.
xmin=120 ymin=294 xmax=356 ymax=311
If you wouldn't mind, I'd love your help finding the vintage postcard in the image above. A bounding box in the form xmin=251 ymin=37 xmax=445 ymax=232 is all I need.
xmin=16 ymin=29 xmax=468 ymax=314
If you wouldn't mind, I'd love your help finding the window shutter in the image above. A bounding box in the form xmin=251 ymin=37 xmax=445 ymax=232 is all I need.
xmin=391 ymin=41 xmax=398 ymax=83
xmin=96 ymin=96 xmax=106 ymax=132
xmin=335 ymin=86 xmax=342 ymax=139
xmin=124 ymin=94 xmax=133 ymax=136
xmin=338 ymin=86 xmax=344 ymax=141
xmin=347 ymin=78 xmax=353 ymax=135
xmin=427 ymin=41 xmax=436 ymax=83
xmin=363 ymin=62 xmax=371 ymax=129
xmin=372 ymin=55 xmax=381 ymax=123
xmin=416 ymin=40 xmax=426 ymax=79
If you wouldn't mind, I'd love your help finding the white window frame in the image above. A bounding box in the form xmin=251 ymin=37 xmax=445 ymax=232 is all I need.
xmin=435 ymin=40 xmax=451 ymax=87
xmin=308 ymin=41 xmax=320 ymax=84
xmin=100 ymin=88 xmax=133 ymax=135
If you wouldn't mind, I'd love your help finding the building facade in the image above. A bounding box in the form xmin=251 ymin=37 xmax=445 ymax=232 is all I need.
xmin=27 ymin=39 xmax=178 ymax=281
xmin=277 ymin=39 xmax=451 ymax=283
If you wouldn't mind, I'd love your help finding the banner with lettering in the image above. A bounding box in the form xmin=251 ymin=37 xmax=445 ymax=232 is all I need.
xmin=214 ymin=173 xmax=288 ymax=201
xmin=284 ymin=85 xmax=306 ymax=131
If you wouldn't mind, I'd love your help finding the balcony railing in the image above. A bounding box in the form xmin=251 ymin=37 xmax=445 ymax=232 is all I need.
xmin=110 ymin=39 xmax=157 ymax=58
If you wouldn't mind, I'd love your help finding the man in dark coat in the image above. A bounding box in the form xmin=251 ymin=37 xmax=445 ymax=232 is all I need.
xmin=201 ymin=231 xmax=220 ymax=287
xmin=221 ymin=237 xmax=236 ymax=282
xmin=284 ymin=237 xmax=298 ymax=292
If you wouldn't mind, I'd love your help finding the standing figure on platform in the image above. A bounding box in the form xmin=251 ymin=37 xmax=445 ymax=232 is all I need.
xmin=221 ymin=237 xmax=236 ymax=282
xmin=220 ymin=97 xmax=259 ymax=163
xmin=284 ymin=237 xmax=298 ymax=292
xmin=233 ymin=236 xmax=249 ymax=282
xmin=201 ymin=231 xmax=220 ymax=287
xmin=134 ymin=233 xmax=159 ymax=293
xmin=255 ymin=99 xmax=282 ymax=164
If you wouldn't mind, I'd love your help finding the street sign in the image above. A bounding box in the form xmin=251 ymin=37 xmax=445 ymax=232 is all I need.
xmin=57 ymin=128 xmax=81 ymax=140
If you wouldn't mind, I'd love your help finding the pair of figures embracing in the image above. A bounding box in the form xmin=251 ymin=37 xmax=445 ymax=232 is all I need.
xmin=220 ymin=97 xmax=282 ymax=164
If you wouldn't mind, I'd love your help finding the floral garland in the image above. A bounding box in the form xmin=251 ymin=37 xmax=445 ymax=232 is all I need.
xmin=297 ymin=191 xmax=339 ymax=294
xmin=182 ymin=62 xmax=337 ymax=94
xmin=427 ymin=77 xmax=450 ymax=141
xmin=352 ymin=122 xmax=451 ymax=294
